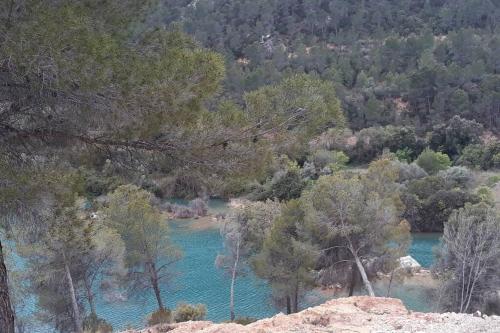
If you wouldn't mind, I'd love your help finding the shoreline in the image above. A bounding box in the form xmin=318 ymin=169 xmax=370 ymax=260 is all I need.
xmin=312 ymin=269 xmax=438 ymax=302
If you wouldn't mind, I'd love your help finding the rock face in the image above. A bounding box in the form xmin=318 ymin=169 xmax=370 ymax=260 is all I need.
xmin=121 ymin=296 xmax=500 ymax=333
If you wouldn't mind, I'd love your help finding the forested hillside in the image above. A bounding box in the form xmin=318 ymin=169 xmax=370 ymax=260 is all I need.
xmin=158 ymin=0 xmax=500 ymax=133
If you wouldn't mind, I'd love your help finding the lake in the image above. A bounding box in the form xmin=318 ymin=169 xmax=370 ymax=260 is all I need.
xmin=8 ymin=200 xmax=442 ymax=332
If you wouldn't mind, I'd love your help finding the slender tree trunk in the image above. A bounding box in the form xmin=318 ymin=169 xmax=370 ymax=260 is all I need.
xmin=285 ymin=295 xmax=291 ymax=314
xmin=348 ymin=262 xmax=357 ymax=297
xmin=149 ymin=262 xmax=164 ymax=310
xmin=229 ymin=237 xmax=240 ymax=321
xmin=83 ymin=276 xmax=96 ymax=316
xmin=292 ymin=282 xmax=299 ymax=313
xmin=387 ymin=270 xmax=395 ymax=297
xmin=351 ymin=248 xmax=375 ymax=297
xmin=0 ymin=240 xmax=15 ymax=333
xmin=64 ymin=260 xmax=83 ymax=333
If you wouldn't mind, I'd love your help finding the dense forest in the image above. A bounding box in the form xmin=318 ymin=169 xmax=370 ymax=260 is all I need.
xmin=0 ymin=1 xmax=499 ymax=333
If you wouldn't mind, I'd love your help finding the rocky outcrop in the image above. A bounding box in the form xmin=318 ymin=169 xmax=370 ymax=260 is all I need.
xmin=121 ymin=296 xmax=500 ymax=333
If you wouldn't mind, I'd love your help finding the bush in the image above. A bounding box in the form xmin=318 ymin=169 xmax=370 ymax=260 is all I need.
xmin=416 ymin=148 xmax=451 ymax=175
xmin=437 ymin=166 xmax=473 ymax=187
xmin=457 ymin=144 xmax=484 ymax=169
xmin=309 ymin=150 xmax=349 ymax=169
xmin=83 ymin=314 xmax=113 ymax=333
xmin=476 ymin=186 xmax=495 ymax=206
xmin=395 ymin=147 xmax=413 ymax=162
xmin=189 ymin=198 xmax=208 ymax=217
xmin=429 ymin=116 xmax=483 ymax=157
xmin=269 ymin=169 xmax=305 ymax=201
xmin=173 ymin=303 xmax=206 ymax=323
xmin=486 ymin=175 xmax=500 ymax=187
xmin=458 ymin=142 xmax=500 ymax=170
xmin=349 ymin=126 xmax=423 ymax=163
xmin=171 ymin=204 xmax=195 ymax=218
xmin=392 ymin=161 xmax=427 ymax=183
xmin=147 ymin=308 xmax=172 ymax=326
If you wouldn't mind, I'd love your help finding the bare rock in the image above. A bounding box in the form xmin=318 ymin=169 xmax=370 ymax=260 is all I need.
xmin=120 ymin=296 xmax=500 ymax=333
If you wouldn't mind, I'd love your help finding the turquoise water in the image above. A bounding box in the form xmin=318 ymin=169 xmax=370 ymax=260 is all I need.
xmin=409 ymin=233 xmax=441 ymax=268
xmin=7 ymin=200 xmax=442 ymax=332
xmin=93 ymin=218 xmax=274 ymax=330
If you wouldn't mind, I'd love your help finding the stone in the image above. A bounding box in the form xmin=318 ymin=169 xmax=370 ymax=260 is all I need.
xmin=120 ymin=297 xmax=500 ymax=333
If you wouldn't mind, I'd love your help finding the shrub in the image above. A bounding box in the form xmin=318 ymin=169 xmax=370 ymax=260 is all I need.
xmin=416 ymin=148 xmax=451 ymax=175
xmin=395 ymin=147 xmax=413 ymax=162
xmin=482 ymin=141 xmax=500 ymax=169
xmin=349 ymin=126 xmax=423 ymax=163
xmin=269 ymin=169 xmax=305 ymax=201
xmin=300 ymin=161 xmax=317 ymax=180
xmin=437 ymin=166 xmax=473 ymax=188
xmin=429 ymin=116 xmax=483 ymax=157
xmin=171 ymin=204 xmax=195 ymax=218
xmin=147 ymin=308 xmax=172 ymax=326
xmin=392 ymin=161 xmax=427 ymax=183
xmin=458 ymin=142 xmax=500 ymax=170
xmin=83 ymin=314 xmax=113 ymax=333
xmin=476 ymin=186 xmax=495 ymax=206
xmin=309 ymin=150 xmax=349 ymax=169
xmin=407 ymin=175 xmax=446 ymax=198
xmin=189 ymin=198 xmax=208 ymax=216
xmin=486 ymin=175 xmax=500 ymax=187
xmin=457 ymin=144 xmax=484 ymax=169
xmin=173 ymin=303 xmax=206 ymax=323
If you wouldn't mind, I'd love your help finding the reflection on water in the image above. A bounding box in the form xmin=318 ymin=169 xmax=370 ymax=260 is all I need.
xmin=6 ymin=200 xmax=443 ymax=332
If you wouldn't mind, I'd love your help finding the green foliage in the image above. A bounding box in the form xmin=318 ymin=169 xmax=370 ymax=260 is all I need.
xmin=172 ymin=303 xmax=206 ymax=322
xmin=248 ymin=160 xmax=306 ymax=201
xmin=309 ymin=150 xmax=349 ymax=171
xmin=486 ymin=175 xmax=500 ymax=187
xmin=437 ymin=166 xmax=473 ymax=188
xmin=403 ymin=171 xmax=480 ymax=232
xmin=349 ymin=126 xmax=423 ymax=163
xmin=457 ymin=144 xmax=486 ymax=169
xmin=475 ymin=186 xmax=495 ymax=206
xmin=245 ymin=74 xmax=344 ymax=158
xmin=458 ymin=141 xmax=500 ymax=170
xmin=416 ymin=148 xmax=451 ymax=175
xmin=304 ymin=159 xmax=410 ymax=260
xmin=253 ymin=200 xmax=317 ymax=313
xmin=147 ymin=308 xmax=172 ymax=326
xmin=395 ymin=148 xmax=413 ymax=163
xmin=429 ymin=116 xmax=483 ymax=157
xmin=269 ymin=169 xmax=305 ymax=201
xmin=105 ymin=185 xmax=181 ymax=309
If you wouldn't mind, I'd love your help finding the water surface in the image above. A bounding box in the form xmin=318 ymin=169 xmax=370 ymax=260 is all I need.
xmin=7 ymin=200 xmax=442 ymax=332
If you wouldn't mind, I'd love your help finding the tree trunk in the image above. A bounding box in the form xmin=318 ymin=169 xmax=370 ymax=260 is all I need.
xmin=348 ymin=262 xmax=357 ymax=297
xmin=64 ymin=260 xmax=83 ymax=333
xmin=292 ymin=282 xmax=299 ymax=313
xmin=0 ymin=240 xmax=15 ymax=333
xmin=150 ymin=262 xmax=164 ymax=310
xmin=83 ymin=276 xmax=96 ymax=316
xmin=285 ymin=295 xmax=291 ymax=314
xmin=229 ymin=237 xmax=240 ymax=321
xmin=351 ymin=250 xmax=375 ymax=297
xmin=387 ymin=270 xmax=395 ymax=297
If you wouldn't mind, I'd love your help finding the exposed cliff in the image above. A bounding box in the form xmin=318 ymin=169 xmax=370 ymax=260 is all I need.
xmin=121 ymin=296 xmax=499 ymax=333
